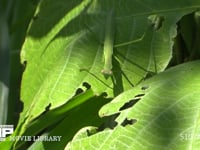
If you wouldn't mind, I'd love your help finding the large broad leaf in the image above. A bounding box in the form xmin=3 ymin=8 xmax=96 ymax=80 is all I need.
xmin=24 ymin=93 xmax=110 ymax=150
xmin=66 ymin=60 xmax=200 ymax=150
xmin=17 ymin=0 xmax=200 ymax=140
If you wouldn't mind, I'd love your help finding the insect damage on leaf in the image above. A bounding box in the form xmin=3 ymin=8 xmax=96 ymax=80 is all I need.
xmin=98 ymin=113 xmax=119 ymax=131
xmin=119 ymin=93 xmax=145 ymax=111
xmin=86 ymin=127 xmax=98 ymax=136
xmin=141 ymin=85 xmax=149 ymax=90
xmin=39 ymin=103 xmax=51 ymax=116
xmin=121 ymin=118 xmax=137 ymax=127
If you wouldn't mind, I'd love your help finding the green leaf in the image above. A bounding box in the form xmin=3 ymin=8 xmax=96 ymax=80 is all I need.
xmin=15 ymin=89 xmax=95 ymax=148
xmin=18 ymin=92 xmax=110 ymax=150
xmin=67 ymin=60 xmax=200 ymax=150
xmin=17 ymin=0 xmax=200 ymax=142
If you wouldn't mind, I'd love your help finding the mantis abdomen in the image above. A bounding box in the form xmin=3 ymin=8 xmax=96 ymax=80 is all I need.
xmin=101 ymin=10 xmax=114 ymax=75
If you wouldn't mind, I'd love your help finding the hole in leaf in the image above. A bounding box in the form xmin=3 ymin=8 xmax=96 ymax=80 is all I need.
xmin=86 ymin=128 xmax=98 ymax=136
xmin=45 ymin=103 xmax=51 ymax=111
xmin=39 ymin=103 xmax=52 ymax=117
xmin=74 ymin=88 xmax=84 ymax=96
xmin=119 ymin=93 xmax=145 ymax=111
xmin=141 ymin=85 xmax=149 ymax=90
xmin=83 ymin=82 xmax=91 ymax=89
xmin=101 ymin=92 xmax=108 ymax=97
xmin=23 ymin=60 xmax=27 ymax=66
xmin=121 ymin=118 xmax=137 ymax=127
xmin=119 ymin=99 xmax=139 ymax=111
xmin=135 ymin=93 xmax=145 ymax=98
xmin=22 ymin=61 xmax=27 ymax=71
xmin=98 ymin=113 xmax=120 ymax=131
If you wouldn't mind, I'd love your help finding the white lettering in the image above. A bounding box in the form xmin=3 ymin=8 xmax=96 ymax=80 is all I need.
xmin=1 ymin=128 xmax=13 ymax=137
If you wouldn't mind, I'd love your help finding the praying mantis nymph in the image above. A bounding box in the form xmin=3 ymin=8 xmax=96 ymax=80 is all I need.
xmin=101 ymin=10 xmax=145 ymax=76
xmin=101 ymin=9 xmax=115 ymax=75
